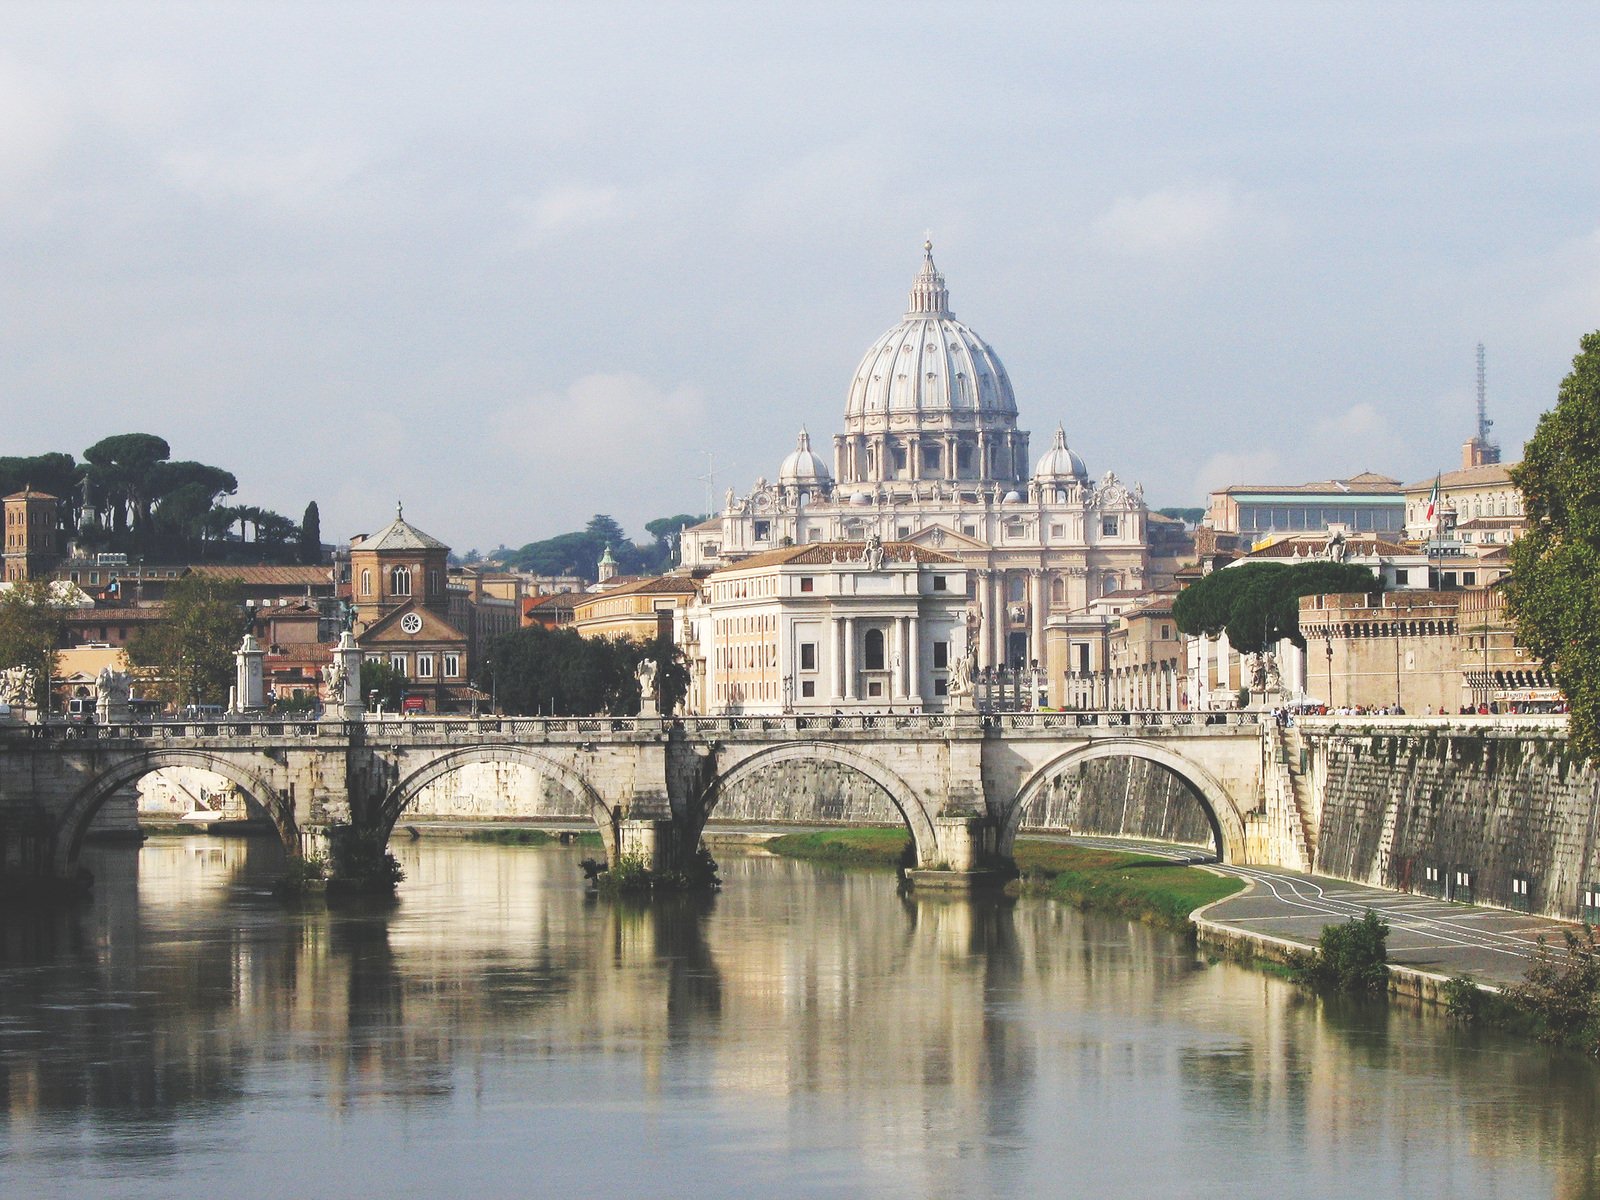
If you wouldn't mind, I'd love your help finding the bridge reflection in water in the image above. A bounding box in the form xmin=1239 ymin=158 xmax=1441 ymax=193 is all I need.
xmin=0 ymin=838 xmax=1593 ymax=1199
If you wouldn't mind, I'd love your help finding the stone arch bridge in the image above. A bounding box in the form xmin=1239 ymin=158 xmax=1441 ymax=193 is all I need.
xmin=0 ymin=712 xmax=1285 ymax=895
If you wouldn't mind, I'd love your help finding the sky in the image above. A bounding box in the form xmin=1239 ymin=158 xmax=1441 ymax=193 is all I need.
xmin=3 ymin=1 xmax=1598 ymax=555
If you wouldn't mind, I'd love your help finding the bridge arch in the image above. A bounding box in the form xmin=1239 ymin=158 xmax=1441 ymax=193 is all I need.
xmin=1003 ymin=739 xmax=1248 ymax=863
xmin=54 ymin=749 xmax=296 ymax=875
xmin=379 ymin=745 xmax=618 ymax=862
xmin=696 ymin=741 xmax=940 ymax=867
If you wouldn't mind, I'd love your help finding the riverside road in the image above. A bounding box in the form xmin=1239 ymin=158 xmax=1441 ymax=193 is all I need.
xmin=1066 ymin=834 xmax=1580 ymax=989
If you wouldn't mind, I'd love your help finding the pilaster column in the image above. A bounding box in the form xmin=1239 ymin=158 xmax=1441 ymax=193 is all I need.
xmin=829 ymin=616 xmax=843 ymax=701
xmin=843 ymin=617 xmax=856 ymax=700
xmin=1028 ymin=569 xmax=1045 ymax=665
xmin=907 ymin=613 xmax=922 ymax=705
xmin=992 ymin=570 xmax=1007 ymax=667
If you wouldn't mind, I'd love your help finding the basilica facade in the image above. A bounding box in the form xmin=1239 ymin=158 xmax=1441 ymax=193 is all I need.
xmin=681 ymin=242 xmax=1151 ymax=677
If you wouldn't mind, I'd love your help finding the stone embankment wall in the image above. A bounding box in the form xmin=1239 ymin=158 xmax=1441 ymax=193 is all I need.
xmin=1305 ymin=718 xmax=1599 ymax=921
xmin=1015 ymin=758 xmax=1213 ymax=848
xmin=707 ymin=760 xmax=901 ymax=825
xmin=404 ymin=762 xmax=590 ymax=822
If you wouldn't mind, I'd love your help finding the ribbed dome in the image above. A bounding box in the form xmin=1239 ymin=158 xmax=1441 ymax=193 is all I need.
xmin=778 ymin=429 xmax=832 ymax=486
xmin=843 ymin=242 xmax=1017 ymax=425
xmin=1033 ymin=425 xmax=1088 ymax=482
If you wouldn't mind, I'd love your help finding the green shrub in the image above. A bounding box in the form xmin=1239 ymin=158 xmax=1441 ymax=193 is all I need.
xmin=592 ymin=845 xmax=721 ymax=895
xmin=1292 ymin=910 xmax=1390 ymax=994
xmin=273 ymin=851 xmax=328 ymax=896
xmin=1506 ymin=927 xmax=1600 ymax=1054
xmin=1443 ymin=974 xmax=1485 ymax=1021
xmin=326 ymin=829 xmax=405 ymax=896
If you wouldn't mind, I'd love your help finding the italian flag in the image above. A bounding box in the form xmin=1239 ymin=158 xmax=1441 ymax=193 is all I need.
xmin=1424 ymin=473 xmax=1441 ymax=523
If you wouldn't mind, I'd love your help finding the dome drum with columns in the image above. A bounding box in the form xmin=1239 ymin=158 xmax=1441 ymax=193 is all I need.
xmin=681 ymin=242 xmax=1150 ymax=681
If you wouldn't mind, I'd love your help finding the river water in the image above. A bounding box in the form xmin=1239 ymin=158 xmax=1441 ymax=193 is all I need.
xmin=1 ymin=837 xmax=1596 ymax=1199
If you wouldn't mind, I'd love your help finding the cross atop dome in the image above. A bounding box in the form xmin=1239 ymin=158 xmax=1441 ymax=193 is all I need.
xmin=906 ymin=238 xmax=950 ymax=318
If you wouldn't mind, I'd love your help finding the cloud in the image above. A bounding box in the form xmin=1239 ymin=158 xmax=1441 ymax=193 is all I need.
xmin=485 ymin=373 xmax=710 ymax=532
xmin=510 ymin=184 xmax=624 ymax=247
xmin=1091 ymin=181 xmax=1257 ymax=257
xmin=0 ymin=56 xmax=67 ymax=196
xmin=1192 ymin=448 xmax=1283 ymax=499
xmin=1314 ymin=402 xmax=1388 ymax=442
xmin=162 ymin=143 xmax=370 ymax=213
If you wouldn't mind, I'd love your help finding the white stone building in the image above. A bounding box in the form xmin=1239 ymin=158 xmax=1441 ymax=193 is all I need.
xmin=680 ymin=540 xmax=969 ymax=714
xmin=681 ymin=242 xmax=1150 ymax=673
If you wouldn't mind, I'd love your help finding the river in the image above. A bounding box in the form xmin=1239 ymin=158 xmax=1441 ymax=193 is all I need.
xmin=1 ymin=837 xmax=1596 ymax=1199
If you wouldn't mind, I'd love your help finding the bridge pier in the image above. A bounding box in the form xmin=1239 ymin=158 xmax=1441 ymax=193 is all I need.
xmin=1 ymin=813 xmax=91 ymax=900
xmin=906 ymin=814 xmax=1012 ymax=891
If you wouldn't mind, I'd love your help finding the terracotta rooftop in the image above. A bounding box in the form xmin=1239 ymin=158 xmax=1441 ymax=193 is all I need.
xmin=188 ymin=564 xmax=335 ymax=587
xmin=717 ymin=541 xmax=958 ymax=572
xmin=1217 ymin=473 xmax=1402 ymax=496
xmin=1402 ymin=463 xmax=1516 ymax=491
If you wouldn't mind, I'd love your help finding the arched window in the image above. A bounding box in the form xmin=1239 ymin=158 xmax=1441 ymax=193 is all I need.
xmin=863 ymin=628 xmax=886 ymax=671
xmin=391 ymin=566 xmax=412 ymax=596
xmin=1051 ymin=577 xmax=1065 ymax=604
xmin=360 ymin=569 xmax=371 ymax=596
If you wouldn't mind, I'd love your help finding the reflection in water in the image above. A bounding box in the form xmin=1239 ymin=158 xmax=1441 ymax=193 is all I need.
xmin=0 ymin=839 xmax=1596 ymax=1199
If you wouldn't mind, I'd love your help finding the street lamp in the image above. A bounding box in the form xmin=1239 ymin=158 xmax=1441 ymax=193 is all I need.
xmin=1324 ymin=634 xmax=1334 ymax=711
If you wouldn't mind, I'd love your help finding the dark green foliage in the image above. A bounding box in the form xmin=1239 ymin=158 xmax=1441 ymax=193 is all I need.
xmin=127 ymin=574 xmax=246 ymax=707
xmin=1504 ymin=331 xmax=1600 ymax=761
xmin=482 ymin=625 xmax=683 ymax=716
xmin=273 ymin=852 xmax=329 ymax=896
xmin=1506 ymin=927 xmax=1600 ymax=1054
xmin=0 ymin=580 xmax=66 ymax=707
xmin=326 ymin=829 xmax=405 ymax=896
xmin=1156 ymin=507 xmax=1205 ymax=524
xmin=591 ymin=845 xmax=721 ymax=895
xmin=299 ymin=502 xmax=322 ymax=564
xmin=1292 ymin=910 xmax=1390 ymax=994
xmin=1173 ymin=560 xmax=1382 ymax=652
xmin=500 ymin=512 xmax=706 ymax=581
xmin=359 ymin=658 xmax=407 ymax=711
xmin=0 ymin=452 xmax=79 ymax=502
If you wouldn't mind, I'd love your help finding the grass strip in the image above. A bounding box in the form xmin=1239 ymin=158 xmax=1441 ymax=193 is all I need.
xmin=1012 ymin=841 xmax=1244 ymax=932
xmin=763 ymin=826 xmax=1244 ymax=929
xmin=762 ymin=827 xmax=911 ymax=868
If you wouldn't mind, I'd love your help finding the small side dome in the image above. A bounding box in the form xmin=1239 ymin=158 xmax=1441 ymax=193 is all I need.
xmin=778 ymin=429 xmax=832 ymax=487
xmin=1033 ymin=424 xmax=1088 ymax=482
xmin=1003 ymin=489 xmax=1023 ymax=503
xmin=848 ymin=490 xmax=873 ymax=507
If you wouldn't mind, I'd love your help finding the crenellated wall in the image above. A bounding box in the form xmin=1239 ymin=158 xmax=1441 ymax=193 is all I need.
xmin=1301 ymin=716 xmax=1599 ymax=921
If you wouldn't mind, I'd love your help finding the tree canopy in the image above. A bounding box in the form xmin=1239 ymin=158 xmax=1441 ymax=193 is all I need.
xmin=128 ymin=574 xmax=246 ymax=708
xmin=498 ymin=512 xmax=705 ymax=582
xmin=359 ymin=658 xmax=407 ymax=711
xmin=0 ymin=581 xmax=67 ymax=708
xmin=1173 ymin=560 xmax=1382 ymax=653
xmin=1504 ymin=330 xmax=1600 ymax=760
xmin=479 ymin=626 xmax=686 ymax=716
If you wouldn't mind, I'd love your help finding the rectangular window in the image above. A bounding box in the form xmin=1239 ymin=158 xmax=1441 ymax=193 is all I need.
xmin=866 ymin=680 xmax=883 ymax=698
xmin=1101 ymin=517 xmax=1119 ymax=537
xmin=922 ymin=444 xmax=941 ymax=472
xmin=754 ymin=520 xmax=770 ymax=540
xmin=961 ymin=525 xmax=976 ymax=538
xmin=932 ymin=641 xmax=948 ymax=669
xmin=416 ymin=653 xmax=434 ymax=678
xmin=443 ymin=653 xmax=461 ymax=678
xmin=800 ymin=680 xmax=815 ymax=698
xmin=389 ymin=654 xmax=407 ymax=675
xmin=1394 ymin=569 xmax=1409 ymax=586
xmin=800 ymin=643 xmax=817 ymax=671
xmin=934 ymin=678 xmax=948 ymax=696
xmin=1160 ymin=624 xmax=1172 ymax=640
xmin=897 ymin=525 xmax=910 ymax=539
xmin=1462 ymin=572 xmax=1477 ymax=586
xmin=933 ymin=575 xmax=947 ymax=592
xmin=799 ymin=576 xmax=814 ymax=592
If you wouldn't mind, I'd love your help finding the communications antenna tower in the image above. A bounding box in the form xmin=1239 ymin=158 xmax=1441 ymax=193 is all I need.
xmin=1474 ymin=343 xmax=1500 ymax=464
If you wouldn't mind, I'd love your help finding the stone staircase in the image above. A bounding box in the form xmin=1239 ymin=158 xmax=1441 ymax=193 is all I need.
xmin=1264 ymin=724 xmax=1318 ymax=871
